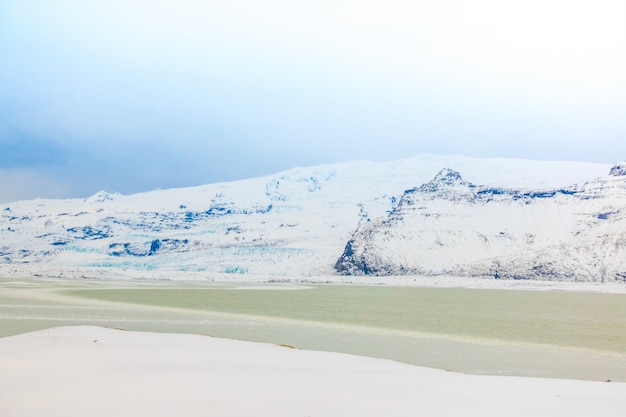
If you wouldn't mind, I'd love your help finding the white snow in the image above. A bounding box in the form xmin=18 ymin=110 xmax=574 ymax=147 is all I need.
xmin=3 ymin=155 xmax=624 ymax=415
xmin=0 ymin=326 xmax=624 ymax=417
xmin=1 ymin=154 xmax=619 ymax=280
xmin=336 ymin=170 xmax=626 ymax=281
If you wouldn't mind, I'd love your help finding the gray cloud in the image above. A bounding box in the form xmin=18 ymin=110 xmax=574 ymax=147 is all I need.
xmin=0 ymin=168 xmax=76 ymax=203
xmin=0 ymin=0 xmax=625 ymax=202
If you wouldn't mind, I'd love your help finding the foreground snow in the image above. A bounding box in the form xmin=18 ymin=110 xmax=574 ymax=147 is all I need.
xmin=0 ymin=326 xmax=623 ymax=417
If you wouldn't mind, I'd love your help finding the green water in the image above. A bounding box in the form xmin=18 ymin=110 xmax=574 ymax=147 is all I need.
xmin=70 ymin=286 xmax=626 ymax=353
xmin=2 ymin=278 xmax=626 ymax=381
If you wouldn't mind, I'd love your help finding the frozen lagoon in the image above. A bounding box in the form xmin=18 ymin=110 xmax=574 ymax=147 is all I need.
xmin=1 ymin=277 xmax=625 ymax=382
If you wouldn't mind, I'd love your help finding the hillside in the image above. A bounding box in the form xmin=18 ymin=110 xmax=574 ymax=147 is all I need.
xmin=0 ymin=155 xmax=618 ymax=280
xmin=336 ymin=163 xmax=626 ymax=282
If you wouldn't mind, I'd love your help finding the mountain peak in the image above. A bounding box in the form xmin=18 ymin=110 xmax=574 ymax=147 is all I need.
xmin=86 ymin=190 xmax=117 ymax=203
xmin=411 ymin=168 xmax=471 ymax=197
xmin=609 ymin=162 xmax=626 ymax=177
xmin=432 ymin=168 xmax=465 ymax=186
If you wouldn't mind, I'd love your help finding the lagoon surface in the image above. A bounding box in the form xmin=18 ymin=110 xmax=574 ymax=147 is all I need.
xmin=1 ymin=277 xmax=625 ymax=381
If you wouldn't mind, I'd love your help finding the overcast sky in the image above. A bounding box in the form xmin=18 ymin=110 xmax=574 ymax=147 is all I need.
xmin=1 ymin=0 xmax=625 ymax=202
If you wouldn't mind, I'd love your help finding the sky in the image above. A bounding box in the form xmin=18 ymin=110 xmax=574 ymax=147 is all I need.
xmin=1 ymin=0 xmax=625 ymax=202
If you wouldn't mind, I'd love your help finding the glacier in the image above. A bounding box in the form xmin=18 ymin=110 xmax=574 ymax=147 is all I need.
xmin=1 ymin=154 xmax=624 ymax=282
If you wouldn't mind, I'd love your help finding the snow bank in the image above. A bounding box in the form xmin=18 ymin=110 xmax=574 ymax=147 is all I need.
xmin=0 ymin=326 xmax=623 ymax=417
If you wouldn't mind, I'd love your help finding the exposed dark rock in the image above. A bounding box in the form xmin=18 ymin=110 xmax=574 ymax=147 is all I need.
xmin=66 ymin=226 xmax=112 ymax=240
xmin=335 ymin=167 xmax=626 ymax=280
xmin=109 ymin=238 xmax=195 ymax=257
xmin=149 ymin=239 xmax=161 ymax=255
xmin=609 ymin=162 xmax=626 ymax=176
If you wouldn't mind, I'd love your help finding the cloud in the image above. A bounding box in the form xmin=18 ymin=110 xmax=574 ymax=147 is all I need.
xmin=0 ymin=168 xmax=76 ymax=204
xmin=0 ymin=132 xmax=71 ymax=167
xmin=0 ymin=0 xmax=625 ymax=202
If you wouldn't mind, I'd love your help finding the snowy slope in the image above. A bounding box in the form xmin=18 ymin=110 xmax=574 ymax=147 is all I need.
xmin=3 ymin=326 xmax=625 ymax=417
xmin=336 ymin=163 xmax=626 ymax=282
xmin=0 ymin=155 xmax=616 ymax=279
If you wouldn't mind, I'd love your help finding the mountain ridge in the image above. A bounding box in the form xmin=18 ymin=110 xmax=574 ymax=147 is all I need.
xmin=1 ymin=155 xmax=622 ymax=281
xmin=335 ymin=166 xmax=626 ymax=282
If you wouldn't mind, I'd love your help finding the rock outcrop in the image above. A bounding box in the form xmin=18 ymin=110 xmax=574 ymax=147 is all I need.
xmin=336 ymin=167 xmax=626 ymax=282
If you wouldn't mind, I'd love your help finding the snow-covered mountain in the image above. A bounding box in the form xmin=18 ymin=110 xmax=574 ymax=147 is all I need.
xmin=0 ymin=155 xmax=621 ymax=281
xmin=336 ymin=163 xmax=626 ymax=282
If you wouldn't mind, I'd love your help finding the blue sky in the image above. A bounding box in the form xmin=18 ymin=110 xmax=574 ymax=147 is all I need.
xmin=1 ymin=0 xmax=625 ymax=202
